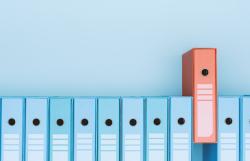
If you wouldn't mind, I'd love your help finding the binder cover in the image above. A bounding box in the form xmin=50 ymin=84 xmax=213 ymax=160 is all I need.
xmin=25 ymin=98 xmax=48 ymax=161
xmin=1 ymin=98 xmax=24 ymax=161
xmin=182 ymin=48 xmax=217 ymax=143
xmin=122 ymin=98 xmax=144 ymax=161
xmin=74 ymin=98 xmax=96 ymax=161
xmin=240 ymin=96 xmax=250 ymax=161
xmin=98 ymin=98 xmax=120 ymax=161
xmin=49 ymin=98 xmax=73 ymax=161
xmin=169 ymin=97 xmax=192 ymax=161
xmin=145 ymin=97 xmax=168 ymax=161
xmin=204 ymin=97 xmax=239 ymax=161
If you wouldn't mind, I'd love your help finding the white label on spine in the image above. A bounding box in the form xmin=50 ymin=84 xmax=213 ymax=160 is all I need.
xmin=148 ymin=133 xmax=164 ymax=161
xmin=197 ymin=101 xmax=213 ymax=137
xmin=220 ymin=133 xmax=236 ymax=161
xmin=245 ymin=133 xmax=250 ymax=161
xmin=76 ymin=133 xmax=93 ymax=161
xmin=173 ymin=133 xmax=189 ymax=161
xmin=28 ymin=134 xmax=44 ymax=161
xmin=197 ymin=83 xmax=214 ymax=137
xmin=124 ymin=134 xmax=141 ymax=161
xmin=52 ymin=134 xmax=68 ymax=161
xmin=101 ymin=134 xmax=116 ymax=161
xmin=3 ymin=134 xmax=20 ymax=161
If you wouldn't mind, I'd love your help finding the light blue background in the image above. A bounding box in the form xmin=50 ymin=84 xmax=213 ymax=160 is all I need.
xmin=0 ymin=0 xmax=249 ymax=96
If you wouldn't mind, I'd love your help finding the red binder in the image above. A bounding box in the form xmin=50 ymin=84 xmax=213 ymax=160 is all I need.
xmin=182 ymin=48 xmax=217 ymax=143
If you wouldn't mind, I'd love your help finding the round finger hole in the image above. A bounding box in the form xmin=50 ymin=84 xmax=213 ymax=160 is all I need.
xmin=81 ymin=118 xmax=89 ymax=126
xmin=33 ymin=118 xmax=40 ymax=126
xmin=129 ymin=119 xmax=137 ymax=126
xmin=178 ymin=117 xmax=185 ymax=125
xmin=225 ymin=117 xmax=233 ymax=125
xmin=57 ymin=119 xmax=64 ymax=126
xmin=105 ymin=119 xmax=112 ymax=126
xmin=154 ymin=118 xmax=161 ymax=126
xmin=202 ymin=69 xmax=209 ymax=76
xmin=8 ymin=118 xmax=16 ymax=126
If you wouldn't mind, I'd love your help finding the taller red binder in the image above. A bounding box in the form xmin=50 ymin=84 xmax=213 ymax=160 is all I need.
xmin=182 ymin=48 xmax=217 ymax=143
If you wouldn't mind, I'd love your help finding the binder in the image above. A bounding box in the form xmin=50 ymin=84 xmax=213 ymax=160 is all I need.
xmin=169 ymin=97 xmax=192 ymax=161
xmin=240 ymin=96 xmax=250 ymax=161
xmin=204 ymin=97 xmax=239 ymax=161
xmin=1 ymin=98 xmax=24 ymax=161
xmin=26 ymin=98 xmax=48 ymax=161
xmin=74 ymin=98 xmax=96 ymax=161
xmin=145 ymin=97 xmax=168 ymax=161
xmin=182 ymin=48 xmax=217 ymax=143
xmin=122 ymin=98 xmax=144 ymax=161
xmin=49 ymin=98 xmax=73 ymax=161
xmin=98 ymin=98 xmax=120 ymax=161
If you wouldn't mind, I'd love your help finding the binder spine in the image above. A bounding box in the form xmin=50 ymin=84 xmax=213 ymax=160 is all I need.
xmin=122 ymin=98 xmax=144 ymax=161
xmin=49 ymin=98 xmax=72 ymax=161
xmin=218 ymin=97 xmax=239 ymax=161
xmin=204 ymin=97 xmax=239 ymax=161
xmin=0 ymin=98 xmax=1 ymax=161
xmin=119 ymin=98 xmax=122 ymax=161
xmin=48 ymin=98 xmax=50 ymax=161
xmin=183 ymin=48 xmax=217 ymax=143
xmin=239 ymin=97 xmax=242 ymax=161
xmin=144 ymin=98 xmax=147 ymax=161
xmin=25 ymin=98 xmax=49 ymax=161
xmin=170 ymin=97 xmax=192 ymax=161
xmin=70 ymin=99 xmax=74 ymax=161
xmin=98 ymin=98 xmax=120 ymax=161
xmin=1 ymin=98 xmax=24 ymax=161
xmin=23 ymin=98 xmax=26 ymax=161
xmin=145 ymin=97 xmax=168 ymax=161
xmin=95 ymin=98 xmax=98 ymax=161
xmin=240 ymin=96 xmax=250 ymax=161
xmin=74 ymin=98 xmax=96 ymax=161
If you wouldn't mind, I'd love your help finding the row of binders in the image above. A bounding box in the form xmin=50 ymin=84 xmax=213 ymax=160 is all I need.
xmin=1 ymin=96 xmax=250 ymax=161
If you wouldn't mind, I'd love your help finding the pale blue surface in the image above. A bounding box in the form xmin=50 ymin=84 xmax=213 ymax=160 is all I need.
xmin=0 ymin=0 xmax=249 ymax=96
xmin=240 ymin=97 xmax=250 ymax=161
xmin=169 ymin=97 xmax=192 ymax=161
xmin=122 ymin=98 xmax=144 ymax=161
xmin=98 ymin=98 xmax=120 ymax=161
xmin=74 ymin=98 xmax=96 ymax=161
xmin=25 ymin=98 xmax=48 ymax=161
xmin=49 ymin=98 xmax=73 ymax=161
xmin=1 ymin=98 xmax=24 ymax=161
xmin=146 ymin=98 xmax=168 ymax=161
xmin=204 ymin=97 xmax=240 ymax=161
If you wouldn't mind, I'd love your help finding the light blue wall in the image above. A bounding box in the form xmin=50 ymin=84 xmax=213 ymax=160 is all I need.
xmin=0 ymin=0 xmax=249 ymax=96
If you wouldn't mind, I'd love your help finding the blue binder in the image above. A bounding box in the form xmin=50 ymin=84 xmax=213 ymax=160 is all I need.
xmin=204 ymin=97 xmax=239 ymax=161
xmin=74 ymin=98 xmax=96 ymax=161
xmin=122 ymin=97 xmax=144 ymax=161
xmin=169 ymin=97 xmax=192 ymax=161
xmin=49 ymin=98 xmax=73 ymax=161
xmin=1 ymin=98 xmax=25 ymax=161
xmin=98 ymin=98 xmax=120 ymax=161
xmin=145 ymin=97 xmax=168 ymax=161
xmin=25 ymin=98 xmax=48 ymax=161
xmin=240 ymin=96 xmax=250 ymax=161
